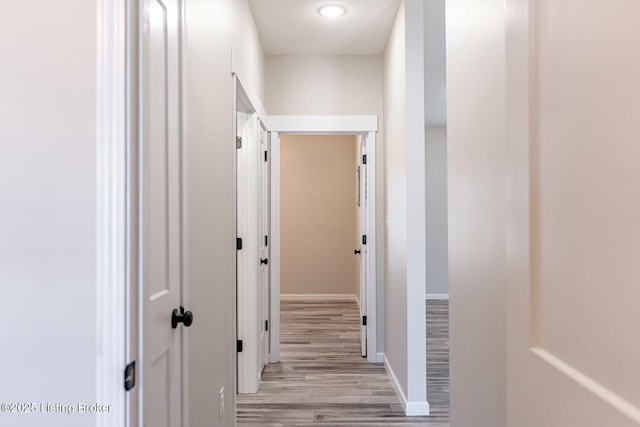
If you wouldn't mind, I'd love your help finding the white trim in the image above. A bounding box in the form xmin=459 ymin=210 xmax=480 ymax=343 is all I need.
xmin=267 ymin=115 xmax=378 ymax=134
xmin=384 ymin=354 xmax=408 ymax=413
xmin=405 ymin=401 xmax=431 ymax=417
xmin=384 ymin=355 xmax=430 ymax=416
xmin=364 ymin=131 xmax=377 ymax=361
xmin=230 ymin=66 xmax=267 ymax=118
xmin=267 ymin=115 xmax=379 ymax=364
xmin=96 ymin=0 xmax=127 ymax=426
xmin=269 ymin=132 xmax=281 ymax=364
xmin=280 ymin=294 xmax=359 ymax=302
xmin=426 ymin=293 xmax=449 ymax=300
xmin=179 ymin=0 xmax=189 ymax=423
xmin=375 ymin=352 xmax=384 ymax=363
xmin=236 ymin=94 xmax=261 ymax=394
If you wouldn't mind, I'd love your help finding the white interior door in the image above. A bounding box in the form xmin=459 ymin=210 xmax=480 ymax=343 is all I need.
xmin=258 ymin=120 xmax=270 ymax=372
xmin=141 ymin=0 xmax=183 ymax=425
xmin=506 ymin=0 xmax=640 ymax=425
xmin=235 ymin=97 xmax=261 ymax=393
xmin=357 ymin=136 xmax=367 ymax=357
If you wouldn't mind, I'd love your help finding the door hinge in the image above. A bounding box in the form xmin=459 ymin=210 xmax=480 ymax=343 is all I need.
xmin=236 ymin=237 xmax=243 ymax=250
xmin=264 ymin=150 xmax=268 ymax=162
xmin=362 ymin=235 xmax=367 ymax=245
xmin=362 ymin=154 xmax=367 ymax=165
xmin=237 ymin=340 xmax=243 ymax=353
xmin=362 ymin=316 xmax=367 ymax=326
xmin=124 ymin=361 xmax=136 ymax=391
xmin=236 ymin=136 xmax=242 ymax=149
xmin=265 ymin=320 xmax=269 ymax=331
xmin=265 ymin=235 xmax=268 ymax=246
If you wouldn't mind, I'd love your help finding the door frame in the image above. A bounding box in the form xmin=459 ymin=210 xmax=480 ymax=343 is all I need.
xmin=97 ymin=0 xmax=189 ymax=425
xmin=234 ymin=73 xmax=268 ymax=394
xmin=266 ymin=115 xmax=379 ymax=363
xmin=96 ymin=0 xmax=131 ymax=425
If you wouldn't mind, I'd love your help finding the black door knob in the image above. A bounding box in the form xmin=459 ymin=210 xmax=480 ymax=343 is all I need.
xmin=260 ymin=258 xmax=269 ymax=265
xmin=172 ymin=306 xmax=194 ymax=329
xmin=354 ymin=249 xmax=361 ymax=255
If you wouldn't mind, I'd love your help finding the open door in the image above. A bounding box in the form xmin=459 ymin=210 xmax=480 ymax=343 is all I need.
xmin=505 ymin=0 xmax=640 ymax=425
xmin=357 ymin=135 xmax=368 ymax=357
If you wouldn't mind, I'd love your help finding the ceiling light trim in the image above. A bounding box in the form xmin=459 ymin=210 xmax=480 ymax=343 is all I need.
xmin=317 ymin=4 xmax=347 ymax=18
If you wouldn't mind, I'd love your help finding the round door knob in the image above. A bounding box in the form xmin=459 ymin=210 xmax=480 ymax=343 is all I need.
xmin=354 ymin=249 xmax=361 ymax=255
xmin=183 ymin=310 xmax=193 ymax=327
xmin=260 ymin=258 xmax=269 ymax=265
xmin=172 ymin=306 xmax=194 ymax=328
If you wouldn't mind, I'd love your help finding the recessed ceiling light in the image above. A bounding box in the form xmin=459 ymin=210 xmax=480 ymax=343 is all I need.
xmin=317 ymin=4 xmax=347 ymax=18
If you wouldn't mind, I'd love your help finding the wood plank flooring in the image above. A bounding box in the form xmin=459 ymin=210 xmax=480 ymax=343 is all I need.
xmin=237 ymin=299 xmax=450 ymax=426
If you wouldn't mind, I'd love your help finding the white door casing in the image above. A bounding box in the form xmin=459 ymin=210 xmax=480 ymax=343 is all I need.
xmin=357 ymin=137 xmax=367 ymax=357
xmin=266 ymin=116 xmax=378 ymax=363
xmin=235 ymin=74 xmax=270 ymax=394
xmin=140 ymin=0 xmax=184 ymax=425
xmin=506 ymin=0 xmax=640 ymax=425
xmin=258 ymin=119 xmax=270 ymax=372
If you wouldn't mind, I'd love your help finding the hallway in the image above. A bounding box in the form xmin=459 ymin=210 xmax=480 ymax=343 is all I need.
xmin=237 ymin=300 xmax=450 ymax=426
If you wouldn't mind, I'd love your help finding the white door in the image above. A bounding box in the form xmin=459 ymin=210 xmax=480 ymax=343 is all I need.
xmin=141 ymin=0 xmax=184 ymax=425
xmin=357 ymin=136 xmax=367 ymax=357
xmin=506 ymin=0 xmax=640 ymax=425
xmin=257 ymin=120 xmax=270 ymax=372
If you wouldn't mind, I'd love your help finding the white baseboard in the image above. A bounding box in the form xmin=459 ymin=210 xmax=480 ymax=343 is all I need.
xmin=406 ymin=400 xmax=430 ymax=416
xmin=280 ymin=294 xmax=358 ymax=302
xmin=375 ymin=352 xmax=384 ymax=363
xmin=383 ymin=354 xmax=431 ymax=416
xmin=384 ymin=354 xmax=408 ymax=412
xmin=425 ymin=293 xmax=449 ymax=300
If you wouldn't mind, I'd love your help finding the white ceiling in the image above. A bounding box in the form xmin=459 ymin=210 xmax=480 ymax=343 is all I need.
xmin=248 ymin=0 xmax=402 ymax=55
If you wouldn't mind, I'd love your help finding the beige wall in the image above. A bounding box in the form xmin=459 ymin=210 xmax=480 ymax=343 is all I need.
xmin=280 ymin=135 xmax=358 ymax=296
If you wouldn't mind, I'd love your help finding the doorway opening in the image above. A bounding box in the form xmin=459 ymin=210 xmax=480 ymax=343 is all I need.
xmin=234 ymin=113 xmax=379 ymax=398
xmin=266 ymin=116 xmax=379 ymax=368
xmin=278 ymin=134 xmax=367 ymax=356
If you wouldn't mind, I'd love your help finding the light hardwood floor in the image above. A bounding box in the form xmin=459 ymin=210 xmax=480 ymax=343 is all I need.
xmin=237 ymin=299 xmax=450 ymax=426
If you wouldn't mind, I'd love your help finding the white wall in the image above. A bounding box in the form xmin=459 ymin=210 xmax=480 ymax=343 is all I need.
xmin=384 ymin=0 xmax=408 ymax=394
xmin=423 ymin=0 xmax=447 ymax=128
xmin=183 ymin=1 xmax=264 ymax=426
xmin=0 ymin=1 xmax=98 ymax=426
xmin=423 ymin=0 xmax=448 ymax=298
xmin=265 ymin=54 xmax=386 ymax=351
xmin=425 ymin=127 xmax=448 ymax=296
xmin=446 ymin=0 xmax=507 ymax=425
xmin=383 ymin=0 xmax=428 ymax=413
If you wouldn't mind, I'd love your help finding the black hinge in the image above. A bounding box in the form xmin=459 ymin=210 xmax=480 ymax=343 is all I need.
xmin=237 ymin=340 xmax=243 ymax=352
xmin=265 ymin=235 xmax=268 ymax=246
xmin=265 ymin=320 xmax=269 ymax=331
xmin=362 ymin=316 xmax=367 ymax=326
xmin=264 ymin=150 xmax=268 ymax=162
xmin=236 ymin=136 xmax=242 ymax=149
xmin=362 ymin=154 xmax=367 ymax=165
xmin=124 ymin=361 xmax=136 ymax=391
xmin=362 ymin=235 xmax=367 ymax=245
xmin=236 ymin=237 xmax=243 ymax=250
